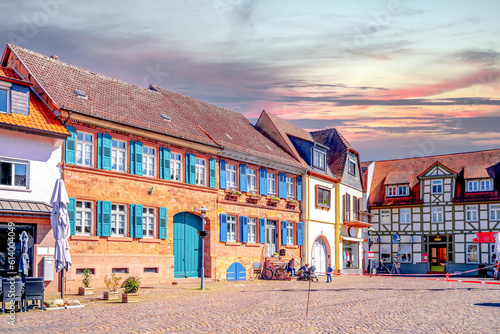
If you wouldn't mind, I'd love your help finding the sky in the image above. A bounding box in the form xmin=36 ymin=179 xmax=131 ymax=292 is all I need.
xmin=1 ymin=0 xmax=500 ymax=161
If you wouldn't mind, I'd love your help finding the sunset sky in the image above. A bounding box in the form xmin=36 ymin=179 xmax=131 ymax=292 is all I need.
xmin=2 ymin=1 xmax=499 ymax=160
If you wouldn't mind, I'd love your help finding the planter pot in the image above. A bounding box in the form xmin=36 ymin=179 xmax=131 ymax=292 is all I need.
xmin=122 ymin=292 xmax=139 ymax=303
xmin=104 ymin=291 xmax=119 ymax=300
xmin=78 ymin=287 xmax=94 ymax=296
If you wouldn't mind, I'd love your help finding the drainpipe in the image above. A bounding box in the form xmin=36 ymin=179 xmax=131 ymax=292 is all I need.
xmin=305 ymin=173 xmax=310 ymax=265
xmin=335 ymin=182 xmax=341 ymax=273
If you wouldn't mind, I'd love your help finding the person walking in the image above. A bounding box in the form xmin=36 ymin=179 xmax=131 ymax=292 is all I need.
xmin=326 ymin=263 xmax=333 ymax=282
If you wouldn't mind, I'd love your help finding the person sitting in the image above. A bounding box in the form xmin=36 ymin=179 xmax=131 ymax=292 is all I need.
xmin=286 ymin=258 xmax=297 ymax=277
xmin=298 ymin=263 xmax=309 ymax=278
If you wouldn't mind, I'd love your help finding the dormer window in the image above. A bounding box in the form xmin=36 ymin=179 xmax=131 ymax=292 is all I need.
xmin=467 ymin=179 xmax=492 ymax=192
xmin=0 ymin=84 xmax=10 ymax=114
xmin=348 ymin=160 xmax=356 ymax=176
xmin=387 ymin=184 xmax=409 ymax=197
xmin=312 ymin=149 xmax=326 ymax=169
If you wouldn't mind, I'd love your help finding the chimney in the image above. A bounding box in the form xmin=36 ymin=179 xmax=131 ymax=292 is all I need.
xmin=50 ymin=55 xmax=59 ymax=60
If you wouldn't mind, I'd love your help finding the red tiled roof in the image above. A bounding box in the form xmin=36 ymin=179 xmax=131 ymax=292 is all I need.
xmin=0 ymin=66 xmax=32 ymax=86
xmin=310 ymin=128 xmax=353 ymax=177
xmin=368 ymin=149 xmax=500 ymax=207
xmin=7 ymin=45 xmax=300 ymax=167
xmin=384 ymin=172 xmax=417 ymax=187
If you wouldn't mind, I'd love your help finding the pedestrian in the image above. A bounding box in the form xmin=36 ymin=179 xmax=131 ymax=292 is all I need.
xmin=326 ymin=263 xmax=333 ymax=283
xmin=286 ymin=258 xmax=297 ymax=277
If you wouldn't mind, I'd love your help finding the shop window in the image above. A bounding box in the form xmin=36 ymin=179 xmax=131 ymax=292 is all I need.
xmin=490 ymin=244 xmax=497 ymax=264
xmin=466 ymin=244 xmax=479 ymax=263
xmin=380 ymin=244 xmax=391 ymax=262
xmin=400 ymin=244 xmax=412 ymax=263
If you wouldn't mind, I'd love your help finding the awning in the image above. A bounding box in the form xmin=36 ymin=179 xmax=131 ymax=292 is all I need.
xmin=340 ymin=236 xmax=364 ymax=243
xmin=473 ymin=232 xmax=498 ymax=243
xmin=343 ymin=220 xmax=372 ymax=228
xmin=0 ymin=198 xmax=52 ymax=216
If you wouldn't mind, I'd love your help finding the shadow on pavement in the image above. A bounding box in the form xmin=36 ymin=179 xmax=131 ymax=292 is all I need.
xmin=475 ymin=303 xmax=500 ymax=307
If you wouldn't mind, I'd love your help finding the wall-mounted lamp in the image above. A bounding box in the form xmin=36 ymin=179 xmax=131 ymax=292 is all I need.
xmin=148 ymin=186 xmax=155 ymax=195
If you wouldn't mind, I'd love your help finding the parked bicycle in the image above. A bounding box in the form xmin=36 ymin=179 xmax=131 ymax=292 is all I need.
xmin=370 ymin=260 xmax=400 ymax=275
xmin=261 ymin=265 xmax=286 ymax=280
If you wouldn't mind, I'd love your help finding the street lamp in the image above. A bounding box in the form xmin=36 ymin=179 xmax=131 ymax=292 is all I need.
xmin=367 ymin=227 xmax=375 ymax=273
xmin=197 ymin=206 xmax=210 ymax=290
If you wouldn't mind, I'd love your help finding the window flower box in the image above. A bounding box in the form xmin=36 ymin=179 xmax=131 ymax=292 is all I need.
xmin=287 ymin=199 xmax=299 ymax=209
xmin=226 ymin=190 xmax=241 ymax=201
xmin=268 ymin=197 xmax=280 ymax=206
xmin=247 ymin=193 xmax=261 ymax=204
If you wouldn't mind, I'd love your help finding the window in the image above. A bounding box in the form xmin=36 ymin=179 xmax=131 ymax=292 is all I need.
xmin=0 ymin=86 xmax=10 ymax=114
xmin=112 ymin=268 xmax=129 ymax=274
xmin=466 ymin=244 xmax=479 ymax=263
xmin=111 ymin=204 xmax=126 ymax=237
xmin=76 ymin=268 xmax=95 ymax=275
xmin=316 ymin=186 xmax=330 ymax=208
xmin=466 ymin=205 xmax=478 ymax=222
xmin=111 ymin=140 xmax=126 ymax=172
xmin=247 ymin=169 xmax=256 ymax=193
xmin=387 ymin=185 xmax=408 ymax=197
xmin=196 ymin=158 xmax=206 ymax=186
xmin=431 ymin=207 xmax=443 ymax=223
xmin=431 ymin=179 xmax=442 ymax=194
xmin=75 ymin=201 xmax=93 ymax=235
xmin=286 ymin=222 xmax=294 ymax=245
xmin=143 ymin=146 xmax=155 ymax=177
xmin=286 ymin=176 xmax=294 ymax=199
xmin=76 ymin=132 xmax=93 ymax=167
xmin=144 ymin=267 xmax=158 ymax=273
xmin=248 ymin=217 xmax=256 ymax=243
xmin=344 ymin=194 xmax=351 ymax=221
xmin=267 ymin=173 xmax=276 ymax=195
xmin=398 ymin=185 xmax=408 ymax=196
xmin=400 ymin=244 xmax=412 ymax=263
xmin=170 ymin=152 xmax=182 ymax=181
xmin=490 ymin=243 xmax=497 ymax=264
xmin=387 ymin=186 xmax=396 ymax=197
xmin=143 ymin=207 xmax=155 ymax=238
xmin=380 ymin=210 xmax=390 ymax=225
xmin=400 ymin=208 xmax=411 ymax=224
xmin=348 ymin=161 xmax=356 ymax=176
xmin=227 ymin=215 xmax=237 ymax=242
xmin=226 ymin=164 xmax=236 ymax=190
xmin=312 ymin=149 xmax=326 ymax=169
xmin=0 ymin=159 xmax=28 ymax=189
xmin=381 ymin=244 xmax=391 ymax=262
xmin=490 ymin=204 xmax=500 ymax=220
xmin=467 ymin=179 xmax=492 ymax=192
xmin=352 ymin=196 xmax=358 ymax=220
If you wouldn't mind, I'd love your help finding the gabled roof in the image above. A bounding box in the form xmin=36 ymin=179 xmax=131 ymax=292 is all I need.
xmin=0 ymin=66 xmax=32 ymax=86
xmin=310 ymin=128 xmax=357 ymax=177
xmin=384 ymin=172 xmax=417 ymax=187
xmin=368 ymin=149 xmax=500 ymax=207
xmin=5 ymin=45 xmax=300 ymax=167
xmin=417 ymin=161 xmax=457 ymax=178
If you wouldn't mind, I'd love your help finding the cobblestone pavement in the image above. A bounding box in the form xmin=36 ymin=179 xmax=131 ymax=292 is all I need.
xmin=2 ymin=275 xmax=500 ymax=333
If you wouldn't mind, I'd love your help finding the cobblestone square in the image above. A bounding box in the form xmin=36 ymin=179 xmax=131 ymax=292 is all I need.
xmin=2 ymin=275 xmax=500 ymax=333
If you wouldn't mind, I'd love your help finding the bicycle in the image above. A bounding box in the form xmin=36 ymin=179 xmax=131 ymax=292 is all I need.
xmin=261 ymin=265 xmax=286 ymax=280
xmin=370 ymin=260 xmax=399 ymax=275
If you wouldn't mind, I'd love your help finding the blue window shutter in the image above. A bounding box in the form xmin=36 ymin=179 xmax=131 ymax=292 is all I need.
xmin=259 ymin=218 xmax=266 ymax=244
xmin=129 ymin=204 xmax=136 ymax=238
xmin=159 ymin=148 xmax=164 ymax=179
xmin=135 ymin=204 xmax=143 ymax=238
xmin=220 ymin=214 xmax=227 ymax=242
xmin=159 ymin=207 xmax=167 ymax=239
xmin=189 ymin=154 xmax=196 ymax=185
xmin=241 ymin=216 xmax=248 ymax=243
xmin=282 ymin=220 xmax=287 ymax=245
xmin=219 ymin=161 xmax=227 ymax=189
xmin=135 ymin=141 xmax=143 ymax=176
xmin=102 ymin=134 xmax=112 ymax=171
xmin=239 ymin=165 xmax=247 ymax=192
xmin=185 ymin=153 xmax=190 ymax=183
xmin=101 ymin=201 xmax=112 ymax=237
xmin=65 ymin=126 xmax=76 ymax=164
xmin=96 ymin=201 xmax=102 ymax=236
xmin=259 ymin=169 xmax=268 ymax=196
xmin=160 ymin=148 xmax=171 ymax=180
xmin=130 ymin=141 xmax=136 ymax=174
xmin=97 ymin=133 xmax=102 ymax=169
xmin=297 ymin=222 xmax=303 ymax=245
xmin=209 ymin=158 xmax=216 ymax=188
xmin=68 ymin=197 xmax=76 ymax=235
xmin=278 ymin=173 xmax=286 ymax=199
xmin=296 ymin=177 xmax=302 ymax=201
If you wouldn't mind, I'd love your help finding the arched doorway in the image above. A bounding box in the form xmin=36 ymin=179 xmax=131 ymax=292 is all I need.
xmin=173 ymin=212 xmax=202 ymax=278
xmin=312 ymin=237 xmax=327 ymax=275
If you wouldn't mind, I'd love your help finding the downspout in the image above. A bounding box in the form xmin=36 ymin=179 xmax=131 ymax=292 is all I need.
xmin=335 ymin=181 xmax=341 ymax=273
xmin=305 ymin=173 xmax=310 ymax=265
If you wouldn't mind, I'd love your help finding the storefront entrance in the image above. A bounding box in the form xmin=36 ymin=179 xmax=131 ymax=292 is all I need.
xmin=343 ymin=242 xmax=359 ymax=269
xmin=312 ymin=238 xmax=327 ymax=275
xmin=0 ymin=223 xmax=35 ymax=277
xmin=430 ymin=245 xmax=447 ymax=272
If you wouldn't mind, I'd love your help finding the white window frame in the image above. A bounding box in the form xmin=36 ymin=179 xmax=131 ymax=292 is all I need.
xmin=400 ymin=244 xmax=412 ymax=263
xmin=0 ymin=157 xmax=29 ymax=190
xmin=286 ymin=221 xmax=294 ymax=245
xmin=380 ymin=210 xmax=390 ymax=225
xmin=286 ymin=176 xmax=294 ymax=199
xmin=466 ymin=205 xmax=478 ymax=222
xmin=312 ymin=149 xmax=326 ymax=169
xmin=143 ymin=207 xmax=156 ymax=238
xmin=111 ymin=139 xmax=127 ymax=172
xmin=195 ymin=158 xmax=206 ymax=186
xmin=76 ymin=131 xmax=93 ymax=167
xmin=226 ymin=164 xmax=236 ymax=190
xmin=0 ymin=84 xmax=11 ymax=114
xmin=398 ymin=185 xmax=408 ymax=196
xmin=348 ymin=160 xmax=356 ymax=176
xmin=431 ymin=179 xmax=443 ymax=194
xmin=466 ymin=243 xmax=479 ymax=263
xmin=431 ymin=206 xmax=443 ymax=223
xmin=387 ymin=186 xmax=397 ymax=197
xmin=170 ymin=152 xmax=182 ymax=182
xmin=267 ymin=173 xmax=276 ymax=195
xmin=142 ymin=146 xmax=156 ymax=177
xmin=467 ymin=179 xmax=492 ymax=192
xmin=490 ymin=243 xmax=497 ymax=264
xmin=75 ymin=200 xmax=93 ymax=235
xmin=227 ymin=215 xmax=237 ymax=242
xmin=380 ymin=244 xmax=391 ymax=262
xmin=247 ymin=169 xmax=256 ymax=193
xmin=111 ymin=204 xmax=127 ymax=237
xmin=248 ymin=217 xmax=256 ymax=243
xmin=400 ymin=208 xmax=411 ymax=224
xmin=480 ymin=179 xmax=492 ymax=191
xmin=490 ymin=204 xmax=500 ymax=221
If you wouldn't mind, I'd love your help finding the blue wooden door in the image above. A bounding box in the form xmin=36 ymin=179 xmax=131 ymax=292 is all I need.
xmin=227 ymin=262 xmax=246 ymax=281
xmin=174 ymin=212 xmax=202 ymax=278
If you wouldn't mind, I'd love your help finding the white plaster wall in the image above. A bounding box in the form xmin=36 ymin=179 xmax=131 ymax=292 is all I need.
xmin=307 ymin=221 xmax=336 ymax=266
xmin=307 ymin=176 xmax=335 ymax=223
xmin=0 ymin=131 xmax=62 ymax=203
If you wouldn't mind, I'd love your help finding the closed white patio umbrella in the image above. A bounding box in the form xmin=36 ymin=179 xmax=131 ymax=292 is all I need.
xmin=495 ymin=232 xmax=500 ymax=262
xmin=50 ymin=179 xmax=72 ymax=299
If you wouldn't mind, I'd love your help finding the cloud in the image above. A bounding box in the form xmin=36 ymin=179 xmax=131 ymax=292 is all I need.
xmin=453 ymin=49 xmax=500 ymax=65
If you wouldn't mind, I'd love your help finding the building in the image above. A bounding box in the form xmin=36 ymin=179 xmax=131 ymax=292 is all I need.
xmin=0 ymin=65 xmax=69 ymax=292
xmin=2 ymin=44 xmax=304 ymax=290
xmin=365 ymin=149 xmax=500 ymax=274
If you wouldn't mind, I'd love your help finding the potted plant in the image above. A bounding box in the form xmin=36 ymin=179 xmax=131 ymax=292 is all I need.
xmin=122 ymin=276 xmax=141 ymax=303
xmin=269 ymin=197 xmax=280 ymax=206
xmin=227 ymin=190 xmax=241 ymax=201
xmin=247 ymin=193 xmax=261 ymax=204
xmin=287 ymin=199 xmax=299 ymax=208
xmin=103 ymin=273 xmax=122 ymax=300
xmin=78 ymin=269 xmax=94 ymax=296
